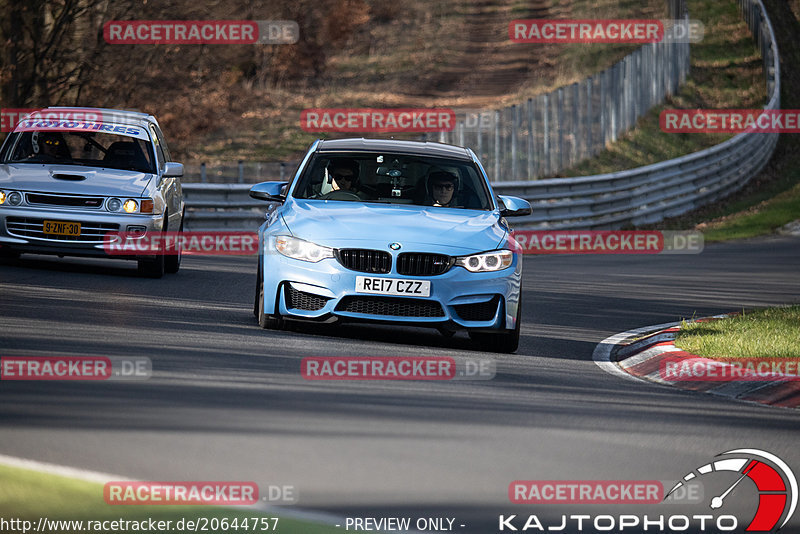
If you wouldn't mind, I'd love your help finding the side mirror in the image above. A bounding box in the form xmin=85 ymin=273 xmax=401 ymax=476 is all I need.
xmin=163 ymin=162 xmax=184 ymax=178
xmin=497 ymin=195 xmax=532 ymax=217
xmin=250 ymin=181 xmax=289 ymax=202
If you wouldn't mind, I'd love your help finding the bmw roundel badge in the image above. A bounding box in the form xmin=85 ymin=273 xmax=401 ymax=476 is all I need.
xmin=389 ymin=242 xmax=401 ymax=250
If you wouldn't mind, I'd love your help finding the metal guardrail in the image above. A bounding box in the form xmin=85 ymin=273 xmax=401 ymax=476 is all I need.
xmin=490 ymin=0 xmax=778 ymax=229
xmin=182 ymin=183 xmax=268 ymax=230
xmin=184 ymin=0 xmax=779 ymax=231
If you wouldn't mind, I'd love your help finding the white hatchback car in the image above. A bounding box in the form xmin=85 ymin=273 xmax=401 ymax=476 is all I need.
xmin=0 ymin=107 xmax=184 ymax=277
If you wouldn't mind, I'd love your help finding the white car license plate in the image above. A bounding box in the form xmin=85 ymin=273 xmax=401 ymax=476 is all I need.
xmin=43 ymin=220 xmax=81 ymax=236
xmin=355 ymin=276 xmax=431 ymax=297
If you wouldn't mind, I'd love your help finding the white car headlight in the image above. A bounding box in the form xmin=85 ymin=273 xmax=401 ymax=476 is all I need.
xmin=107 ymin=198 xmax=122 ymax=212
xmin=274 ymin=236 xmax=334 ymax=263
xmin=4 ymin=191 xmax=23 ymax=206
xmin=455 ymin=250 xmax=514 ymax=272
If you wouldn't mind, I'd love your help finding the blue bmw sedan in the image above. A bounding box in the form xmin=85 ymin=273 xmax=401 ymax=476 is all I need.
xmin=250 ymin=138 xmax=531 ymax=352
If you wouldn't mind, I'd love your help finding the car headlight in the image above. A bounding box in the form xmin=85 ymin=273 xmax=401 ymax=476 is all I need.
xmin=107 ymin=198 xmax=122 ymax=212
xmin=4 ymin=191 xmax=23 ymax=206
xmin=274 ymin=236 xmax=334 ymax=263
xmin=455 ymin=250 xmax=514 ymax=272
xmin=123 ymin=199 xmax=138 ymax=213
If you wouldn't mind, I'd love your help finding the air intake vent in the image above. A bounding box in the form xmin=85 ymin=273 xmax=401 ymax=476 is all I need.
xmin=52 ymin=174 xmax=87 ymax=181
xmin=286 ymin=285 xmax=330 ymax=311
xmin=453 ymin=296 xmax=501 ymax=321
xmin=335 ymin=296 xmax=445 ymax=318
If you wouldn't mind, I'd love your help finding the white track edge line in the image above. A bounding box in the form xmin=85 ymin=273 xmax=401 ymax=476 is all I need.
xmin=592 ymin=321 xmax=680 ymax=383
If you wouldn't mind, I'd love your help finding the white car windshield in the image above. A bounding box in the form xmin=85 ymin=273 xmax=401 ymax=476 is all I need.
xmin=4 ymin=129 xmax=156 ymax=174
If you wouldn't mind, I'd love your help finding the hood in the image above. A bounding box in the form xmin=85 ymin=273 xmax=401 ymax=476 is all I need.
xmin=282 ymin=199 xmax=507 ymax=254
xmin=0 ymin=164 xmax=153 ymax=197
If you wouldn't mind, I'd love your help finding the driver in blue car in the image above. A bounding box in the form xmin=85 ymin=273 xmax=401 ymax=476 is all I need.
xmin=315 ymin=158 xmax=367 ymax=199
xmin=427 ymin=170 xmax=459 ymax=207
xmin=329 ymin=159 xmax=360 ymax=192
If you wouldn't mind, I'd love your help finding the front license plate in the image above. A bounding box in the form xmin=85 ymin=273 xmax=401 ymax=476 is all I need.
xmin=355 ymin=276 xmax=431 ymax=297
xmin=43 ymin=220 xmax=81 ymax=236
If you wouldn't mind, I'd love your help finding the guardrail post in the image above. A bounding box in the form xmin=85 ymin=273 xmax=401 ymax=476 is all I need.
xmin=571 ymin=83 xmax=579 ymax=166
xmin=657 ymin=41 xmax=664 ymax=103
xmin=237 ymin=160 xmax=244 ymax=183
xmin=610 ymin=63 xmax=619 ymax=143
xmin=542 ymin=93 xmax=550 ymax=176
xmin=527 ymin=98 xmax=534 ymax=180
xmin=633 ymin=50 xmax=641 ymax=125
xmin=280 ymin=162 xmax=285 ymax=181
xmin=493 ymin=110 xmax=500 ymax=181
xmin=625 ymin=55 xmax=633 ymax=131
xmin=200 ymin=162 xmax=207 ymax=183
xmin=557 ymin=87 xmax=565 ymax=174
xmin=586 ymin=77 xmax=593 ymax=160
xmin=600 ymin=69 xmax=607 ymax=148
xmin=511 ymin=105 xmax=518 ymax=180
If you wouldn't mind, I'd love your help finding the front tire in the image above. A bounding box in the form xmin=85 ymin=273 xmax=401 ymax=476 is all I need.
xmin=164 ymin=214 xmax=183 ymax=274
xmin=468 ymin=294 xmax=521 ymax=353
xmin=0 ymin=248 xmax=21 ymax=261
xmin=138 ymin=253 xmax=165 ymax=278
xmin=257 ymin=281 xmax=283 ymax=330
xmin=138 ymin=215 xmax=168 ymax=278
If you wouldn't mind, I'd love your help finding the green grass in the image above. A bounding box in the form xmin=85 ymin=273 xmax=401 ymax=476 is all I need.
xmin=700 ymin=177 xmax=800 ymax=241
xmin=675 ymin=306 xmax=800 ymax=359
xmin=563 ymin=0 xmax=765 ymax=177
xmin=0 ymin=464 xmax=345 ymax=534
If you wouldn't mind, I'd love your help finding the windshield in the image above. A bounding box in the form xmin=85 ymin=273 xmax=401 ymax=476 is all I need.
xmin=3 ymin=128 xmax=156 ymax=174
xmin=292 ymin=152 xmax=493 ymax=210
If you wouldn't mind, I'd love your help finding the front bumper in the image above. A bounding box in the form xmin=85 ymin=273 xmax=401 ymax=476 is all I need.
xmin=0 ymin=206 xmax=165 ymax=259
xmin=261 ymin=252 xmax=522 ymax=331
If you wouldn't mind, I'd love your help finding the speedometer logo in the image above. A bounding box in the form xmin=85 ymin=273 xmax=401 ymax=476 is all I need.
xmin=666 ymin=449 xmax=797 ymax=532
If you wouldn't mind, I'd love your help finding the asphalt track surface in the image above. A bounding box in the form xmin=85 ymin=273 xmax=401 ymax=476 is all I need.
xmin=1 ymin=235 xmax=800 ymax=533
